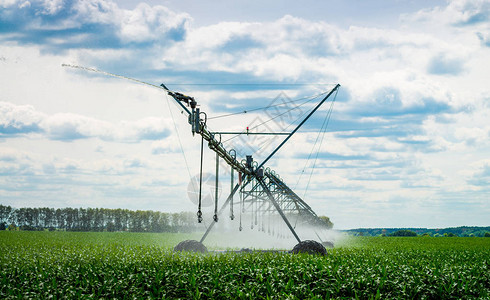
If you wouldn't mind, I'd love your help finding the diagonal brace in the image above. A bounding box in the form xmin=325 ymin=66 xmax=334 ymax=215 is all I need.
xmin=257 ymin=177 xmax=301 ymax=243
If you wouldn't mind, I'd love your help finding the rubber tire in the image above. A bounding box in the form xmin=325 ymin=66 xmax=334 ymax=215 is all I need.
xmin=322 ymin=241 xmax=335 ymax=249
xmin=292 ymin=240 xmax=327 ymax=256
xmin=174 ymin=240 xmax=208 ymax=253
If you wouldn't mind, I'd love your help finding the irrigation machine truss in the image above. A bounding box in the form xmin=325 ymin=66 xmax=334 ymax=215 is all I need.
xmin=63 ymin=64 xmax=339 ymax=255
xmin=162 ymin=83 xmax=340 ymax=255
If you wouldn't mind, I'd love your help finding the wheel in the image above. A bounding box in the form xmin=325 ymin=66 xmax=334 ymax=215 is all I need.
xmin=173 ymin=240 xmax=208 ymax=253
xmin=292 ymin=240 xmax=327 ymax=256
xmin=322 ymin=241 xmax=335 ymax=249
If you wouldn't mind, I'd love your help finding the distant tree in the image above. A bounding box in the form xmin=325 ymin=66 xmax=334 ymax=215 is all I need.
xmin=0 ymin=205 xmax=13 ymax=225
xmin=443 ymin=232 xmax=457 ymax=237
xmin=179 ymin=211 xmax=197 ymax=232
xmin=422 ymin=233 xmax=431 ymax=237
xmin=40 ymin=207 xmax=55 ymax=229
xmin=65 ymin=208 xmax=78 ymax=231
xmin=0 ymin=204 xmax=341 ymax=234
xmin=140 ymin=210 xmax=152 ymax=232
xmin=19 ymin=225 xmax=38 ymax=231
xmin=171 ymin=213 xmax=181 ymax=229
xmin=129 ymin=210 xmax=144 ymax=232
xmin=92 ymin=208 xmax=104 ymax=231
xmin=484 ymin=232 xmax=490 ymax=237
xmin=318 ymin=216 xmax=334 ymax=229
xmin=79 ymin=208 xmax=91 ymax=231
xmin=106 ymin=221 xmax=116 ymax=232
xmin=390 ymin=230 xmax=417 ymax=237
xmin=159 ymin=212 xmax=170 ymax=232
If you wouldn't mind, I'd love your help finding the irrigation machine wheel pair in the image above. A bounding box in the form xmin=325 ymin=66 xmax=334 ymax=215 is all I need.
xmin=292 ymin=240 xmax=328 ymax=256
xmin=174 ymin=239 xmax=330 ymax=255
xmin=173 ymin=240 xmax=208 ymax=253
xmin=322 ymin=241 xmax=335 ymax=249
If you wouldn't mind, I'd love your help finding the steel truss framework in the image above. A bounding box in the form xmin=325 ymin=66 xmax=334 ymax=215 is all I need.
xmin=164 ymin=84 xmax=341 ymax=244
xmin=60 ymin=64 xmax=338 ymax=245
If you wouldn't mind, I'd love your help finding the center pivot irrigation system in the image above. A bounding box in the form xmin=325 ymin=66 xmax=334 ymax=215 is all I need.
xmin=63 ymin=64 xmax=340 ymax=255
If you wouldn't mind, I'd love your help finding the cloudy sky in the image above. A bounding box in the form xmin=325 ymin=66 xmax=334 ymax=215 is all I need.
xmin=1 ymin=0 xmax=489 ymax=229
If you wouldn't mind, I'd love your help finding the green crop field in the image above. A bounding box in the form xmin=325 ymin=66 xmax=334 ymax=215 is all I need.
xmin=1 ymin=231 xmax=489 ymax=299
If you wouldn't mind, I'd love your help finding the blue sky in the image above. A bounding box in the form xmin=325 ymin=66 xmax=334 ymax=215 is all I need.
xmin=0 ymin=0 xmax=489 ymax=229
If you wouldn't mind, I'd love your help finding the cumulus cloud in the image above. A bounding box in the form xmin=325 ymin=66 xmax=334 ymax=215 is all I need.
xmin=476 ymin=31 xmax=490 ymax=46
xmin=151 ymin=138 xmax=180 ymax=155
xmin=0 ymin=102 xmax=43 ymax=135
xmin=348 ymin=86 xmax=451 ymax=118
xmin=405 ymin=0 xmax=490 ymax=26
xmin=0 ymin=0 xmax=191 ymax=49
xmin=1 ymin=0 xmax=490 ymax=227
xmin=467 ymin=160 xmax=490 ymax=188
xmin=117 ymin=3 xmax=189 ymax=43
xmin=0 ymin=146 xmax=33 ymax=175
xmin=427 ymin=54 xmax=465 ymax=75
xmin=0 ymin=101 xmax=171 ymax=142
xmin=401 ymin=0 xmax=490 ymax=54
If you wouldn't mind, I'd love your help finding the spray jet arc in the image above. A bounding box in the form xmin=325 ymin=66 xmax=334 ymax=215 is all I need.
xmin=165 ymin=83 xmax=341 ymax=255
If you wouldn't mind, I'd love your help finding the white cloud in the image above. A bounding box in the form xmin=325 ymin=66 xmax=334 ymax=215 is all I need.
xmin=0 ymin=146 xmax=33 ymax=175
xmin=117 ymin=2 xmax=191 ymax=43
xmin=467 ymin=159 xmax=490 ymax=187
xmin=1 ymin=0 xmax=490 ymax=228
xmin=1 ymin=101 xmax=171 ymax=142
xmin=427 ymin=53 xmax=466 ymax=75
xmin=405 ymin=0 xmax=490 ymax=26
xmin=72 ymin=0 xmax=119 ymax=24
xmin=1 ymin=0 xmax=192 ymax=46
xmin=0 ymin=0 xmax=21 ymax=8
xmin=0 ymin=102 xmax=43 ymax=134
xmin=151 ymin=138 xmax=179 ymax=155
xmin=155 ymin=9 xmax=483 ymax=114
xmin=40 ymin=0 xmax=63 ymax=15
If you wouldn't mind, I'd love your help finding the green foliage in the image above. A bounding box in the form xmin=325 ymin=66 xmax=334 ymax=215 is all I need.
xmin=344 ymin=226 xmax=490 ymax=237
xmin=390 ymin=230 xmax=417 ymax=237
xmin=0 ymin=204 xmax=199 ymax=233
xmin=1 ymin=232 xmax=489 ymax=299
xmin=318 ymin=216 xmax=334 ymax=229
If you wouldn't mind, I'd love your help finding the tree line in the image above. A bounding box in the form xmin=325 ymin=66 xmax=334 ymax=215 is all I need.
xmin=0 ymin=205 xmax=199 ymax=233
xmin=345 ymin=227 xmax=490 ymax=237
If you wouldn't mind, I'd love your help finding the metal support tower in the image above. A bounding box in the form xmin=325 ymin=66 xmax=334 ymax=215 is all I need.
xmin=163 ymin=84 xmax=340 ymax=243
xmin=60 ymin=64 xmax=337 ymax=244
